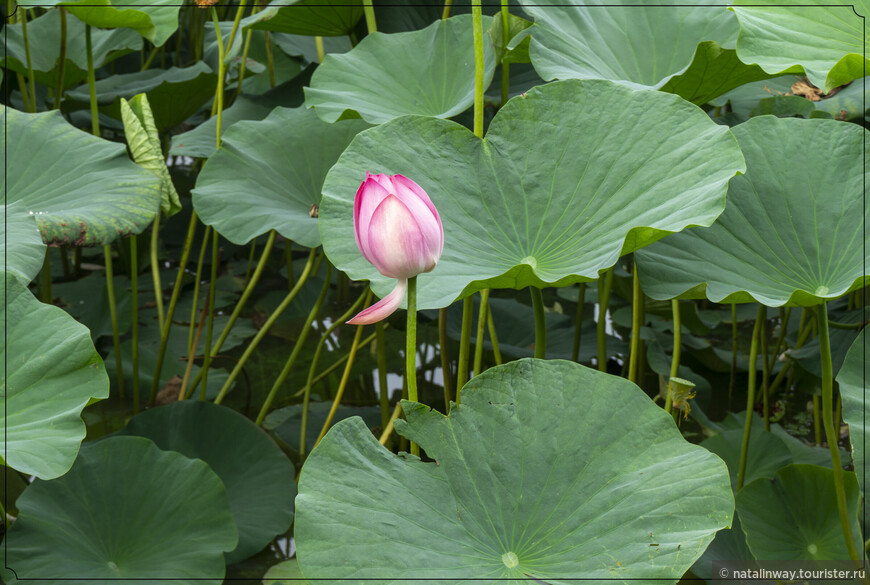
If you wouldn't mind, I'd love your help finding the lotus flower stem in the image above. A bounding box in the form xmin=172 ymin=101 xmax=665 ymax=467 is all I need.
xmin=85 ymin=24 xmax=99 ymax=135
xmin=571 ymin=282 xmax=586 ymax=362
xmin=438 ymin=308 xmax=453 ymax=413
xmin=130 ymin=235 xmax=140 ymax=412
xmin=736 ymin=304 xmax=764 ymax=490
xmin=760 ymin=316 xmax=770 ymax=431
xmin=817 ymin=303 xmax=863 ymax=565
xmin=486 ymin=308 xmax=502 ymax=366
xmin=214 ymin=247 xmax=318 ymax=405
xmin=500 ymin=0 xmax=510 ymax=106
xmin=284 ymin=239 xmax=294 ymax=290
xmin=472 ymin=289 xmax=490 ymax=375
xmin=377 ymin=321 xmax=391 ymax=427
xmin=362 ymin=0 xmax=377 ymax=33
xmin=254 ymin=262 xmax=333 ymax=425
xmin=201 ymin=228 xmax=219 ymax=394
xmin=53 ymin=7 xmax=67 ymax=109
xmin=264 ymin=31 xmax=276 ymax=88
xmin=472 ymin=4 xmax=485 ymax=138
xmin=315 ymin=37 xmax=325 ymax=63
xmin=769 ymin=306 xmax=791 ymax=372
xmin=210 ymin=8 xmax=227 ymax=138
xmin=243 ymin=236 xmax=257 ymax=285
xmin=149 ymin=211 xmax=198 ymax=406
xmin=103 ymin=245 xmax=125 ymax=400
xmin=456 ymin=296 xmax=474 ymax=400
xmin=628 ymin=266 xmax=642 ymax=383
xmin=728 ymin=303 xmax=737 ymax=409
xmin=150 ymin=215 xmax=165 ymax=330
xmin=313 ymin=297 xmax=372 ymax=450
xmin=378 ymin=402 xmax=404 ymax=446
xmin=225 ymin=0 xmax=248 ymax=56
xmin=596 ymin=268 xmax=613 ymax=372
xmin=187 ymin=225 xmax=212 ymax=355
xmin=441 ymin=0 xmax=453 ymax=20
xmin=530 ymin=287 xmax=546 ymax=359
xmin=179 ymin=283 xmax=210 ymax=403
xmin=186 ymin=230 xmax=276 ymax=397
xmin=664 ymin=299 xmax=681 ymax=417
xmin=298 ymin=288 xmax=371 ymax=452
xmin=234 ymin=29 xmax=255 ymax=99
xmin=405 ymin=276 xmax=421 ymax=456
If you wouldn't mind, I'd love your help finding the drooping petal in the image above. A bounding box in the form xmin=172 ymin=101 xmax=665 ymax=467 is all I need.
xmin=354 ymin=174 xmax=391 ymax=264
xmin=389 ymin=177 xmax=443 ymax=266
xmin=347 ymin=279 xmax=408 ymax=325
xmin=367 ymin=195 xmax=429 ymax=279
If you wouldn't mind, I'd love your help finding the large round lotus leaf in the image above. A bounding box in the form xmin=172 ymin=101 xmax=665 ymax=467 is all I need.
xmin=2 ymin=107 xmax=161 ymax=246
xmin=296 ymin=359 xmax=734 ymax=583
xmin=319 ymin=79 xmax=745 ymax=309
xmin=123 ymin=401 xmax=296 ymax=564
xmin=64 ymin=63 xmax=217 ymax=132
xmin=304 ymin=15 xmax=496 ymax=124
xmin=1 ymin=436 xmax=237 ymax=584
xmin=736 ymin=464 xmax=861 ymax=560
xmin=242 ymin=0 xmax=363 ymax=37
xmin=1 ymin=275 xmax=109 ymax=479
xmin=193 ymin=107 xmax=370 ymax=247
xmin=0 ymin=9 xmax=141 ymax=91
xmin=635 ymin=116 xmax=868 ymax=307
xmin=838 ymin=330 xmax=868 ymax=526
xmin=520 ymin=0 xmax=776 ymax=103
xmin=701 ymin=428 xmax=794 ymax=491
xmin=732 ymin=1 xmax=868 ymax=93
xmin=691 ymin=515 xmax=755 ymax=581
xmin=42 ymin=0 xmax=181 ymax=46
xmin=2 ymin=202 xmax=46 ymax=283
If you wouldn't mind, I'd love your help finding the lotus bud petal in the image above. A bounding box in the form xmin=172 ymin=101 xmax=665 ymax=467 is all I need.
xmin=347 ymin=279 xmax=408 ymax=325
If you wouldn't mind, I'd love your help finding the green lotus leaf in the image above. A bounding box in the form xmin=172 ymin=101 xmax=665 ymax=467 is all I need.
xmin=124 ymin=401 xmax=295 ymax=564
xmin=838 ymin=330 xmax=868 ymax=526
xmin=2 ymin=107 xmax=161 ymax=246
xmin=1 ymin=436 xmax=237 ymax=583
xmin=0 ymin=8 xmax=141 ymax=91
xmin=296 ymin=359 xmax=734 ymax=583
xmin=192 ymin=106 xmax=370 ymax=247
xmin=64 ymin=63 xmax=217 ymax=132
xmin=1 ymin=275 xmax=109 ymax=479
xmin=42 ymin=0 xmax=182 ymax=46
xmin=242 ymin=0 xmax=363 ymax=37
xmin=169 ymin=66 xmax=313 ymax=159
xmin=691 ymin=515 xmax=756 ymax=581
xmin=263 ymin=559 xmax=310 ymax=585
xmin=2 ymin=202 xmax=46 ymax=283
xmin=120 ymin=94 xmax=181 ymax=217
xmin=731 ymin=1 xmax=868 ymax=93
xmin=636 ymin=116 xmax=868 ymax=307
xmin=736 ymin=464 xmax=861 ymax=560
xmin=701 ymin=428 xmax=794 ymax=491
xmin=521 ymin=0 xmax=776 ymax=103
xmin=304 ymin=15 xmax=496 ymax=124
xmin=319 ymin=79 xmax=745 ymax=309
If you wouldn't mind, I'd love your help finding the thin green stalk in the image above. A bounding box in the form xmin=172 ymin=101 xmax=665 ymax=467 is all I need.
xmin=818 ymin=303 xmax=864 ymax=564
xmin=234 ymin=29 xmax=254 ymax=98
xmin=770 ymin=307 xmax=792 ymax=373
xmin=20 ymin=7 xmax=36 ymax=112
xmin=148 ymin=212 xmax=198 ymax=406
xmin=377 ymin=320 xmax=390 ymax=427
xmin=40 ymin=250 xmax=52 ymax=303
xmin=596 ymin=268 xmax=613 ymax=372
xmin=213 ymin=248 xmax=318 ymax=404
xmin=53 ymin=7 xmax=67 ymax=109
xmin=85 ymin=24 xmax=99 ymax=135
xmin=441 ymin=0 xmax=453 ymax=19
xmin=186 ymin=230 xmax=277 ymax=396
xmin=736 ymin=305 xmax=764 ymax=490
xmin=362 ymin=0 xmax=376 ymax=33
xmin=486 ymin=308 xmax=502 ymax=366
xmin=130 ymin=235 xmax=140 ymax=412
xmin=728 ymin=303 xmax=737 ymax=409
xmin=201 ymin=228 xmax=220 ymax=395
xmin=211 ymin=8 xmax=227 ymax=139
xmin=315 ymin=36 xmax=325 ymax=63
xmin=284 ymin=239 xmax=294 ymax=290
xmin=439 ymin=308 xmax=453 ymax=414
xmin=472 ymin=4 xmax=485 ymax=138
xmin=188 ymin=225 xmax=212 ymax=355
xmin=472 ymin=289 xmax=490 ymax=375
xmin=500 ymin=0 xmax=510 ymax=106
xmin=264 ymin=31 xmax=276 ymax=88
xmin=140 ymin=44 xmax=159 ymax=71
xmin=244 ymin=236 xmax=257 ymax=285
xmin=628 ymin=266 xmax=642 ymax=383
xmin=829 ymin=319 xmax=867 ymax=330
xmin=571 ymin=282 xmax=586 ymax=362
xmin=664 ymin=299 xmax=681 ymax=415
xmin=253 ymin=263 xmax=332 ymax=424
xmin=813 ymin=394 xmax=822 ymax=445
xmin=150 ymin=215 xmax=165 ymax=330
xmin=530 ymin=286 xmax=546 ymax=359
xmin=313 ymin=314 xmax=368 ymax=450
xmin=104 ymin=245 xmax=125 ymax=399
xmin=180 ymin=281 xmax=210 ymax=402
xmin=456 ymin=296 xmax=474 ymax=399
xmin=225 ymin=0 xmax=248 ymax=56
xmin=761 ymin=316 xmax=770 ymax=431
xmin=406 ymin=276 xmax=420 ymax=456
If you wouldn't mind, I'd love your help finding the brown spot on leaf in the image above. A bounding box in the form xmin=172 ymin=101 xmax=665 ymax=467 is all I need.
xmin=309 ymin=203 xmax=320 ymax=218
xmin=791 ymin=78 xmax=824 ymax=101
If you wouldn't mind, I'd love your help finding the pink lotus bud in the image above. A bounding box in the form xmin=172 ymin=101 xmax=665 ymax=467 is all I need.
xmin=347 ymin=172 xmax=444 ymax=325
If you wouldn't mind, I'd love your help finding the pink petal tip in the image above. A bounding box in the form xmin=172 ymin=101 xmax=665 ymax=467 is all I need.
xmin=347 ymin=279 xmax=408 ymax=325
